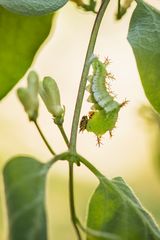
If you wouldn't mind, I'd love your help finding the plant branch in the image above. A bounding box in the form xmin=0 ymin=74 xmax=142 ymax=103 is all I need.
xmin=77 ymin=154 xmax=104 ymax=180
xmin=34 ymin=120 xmax=56 ymax=155
xmin=55 ymin=124 xmax=82 ymax=239
xmin=68 ymin=2 xmax=110 ymax=238
xmin=69 ymin=162 xmax=82 ymax=240
xmin=57 ymin=124 xmax=70 ymax=147
xmin=76 ymin=219 xmax=120 ymax=240
xmin=58 ymin=127 xmax=82 ymax=238
xmin=69 ymin=0 xmax=110 ymax=154
xmin=47 ymin=151 xmax=70 ymax=167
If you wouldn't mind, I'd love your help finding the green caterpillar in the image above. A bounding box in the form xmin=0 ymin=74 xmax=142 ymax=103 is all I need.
xmin=0 ymin=0 xmax=68 ymax=16
xmin=79 ymin=57 xmax=126 ymax=145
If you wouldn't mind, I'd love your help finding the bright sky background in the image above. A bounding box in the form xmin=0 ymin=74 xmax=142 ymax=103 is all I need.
xmin=0 ymin=0 xmax=160 ymax=183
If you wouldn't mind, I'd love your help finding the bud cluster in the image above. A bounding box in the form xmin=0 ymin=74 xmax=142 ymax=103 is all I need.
xmin=17 ymin=71 xmax=64 ymax=124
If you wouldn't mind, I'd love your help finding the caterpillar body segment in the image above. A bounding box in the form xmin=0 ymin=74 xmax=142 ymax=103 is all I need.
xmin=86 ymin=109 xmax=119 ymax=136
xmin=87 ymin=57 xmax=121 ymax=113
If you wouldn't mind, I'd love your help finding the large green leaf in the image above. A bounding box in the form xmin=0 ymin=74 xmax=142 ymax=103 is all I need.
xmin=3 ymin=156 xmax=50 ymax=240
xmin=0 ymin=0 xmax=68 ymax=15
xmin=86 ymin=176 xmax=160 ymax=240
xmin=127 ymin=0 xmax=160 ymax=113
xmin=0 ymin=7 xmax=53 ymax=100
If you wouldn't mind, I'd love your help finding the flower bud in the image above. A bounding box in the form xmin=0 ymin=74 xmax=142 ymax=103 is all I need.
xmin=39 ymin=76 xmax=64 ymax=120
xmin=17 ymin=71 xmax=39 ymax=121
xmin=27 ymin=71 xmax=39 ymax=98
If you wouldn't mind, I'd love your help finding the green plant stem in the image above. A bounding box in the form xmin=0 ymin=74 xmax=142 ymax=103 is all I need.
xmin=55 ymin=125 xmax=82 ymax=239
xmin=47 ymin=152 xmax=70 ymax=166
xmin=34 ymin=120 xmax=56 ymax=155
xmin=78 ymin=154 xmax=104 ymax=180
xmin=76 ymin=219 xmax=120 ymax=240
xmin=69 ymin=162 xmax=82 ymax=240
xmin=69 ymin=0 xmax=110 ymax=154
xmin=68 ymin=2 xmax=110 ymax=238
xmin=57 ymin=124 xmax=70 ymax=147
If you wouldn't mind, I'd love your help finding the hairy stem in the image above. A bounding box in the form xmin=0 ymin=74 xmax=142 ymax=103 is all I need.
xmin=34 ymin=120 xmax=56 ymax=155
xmin=69 ymin=0 xmax=110 ymax=154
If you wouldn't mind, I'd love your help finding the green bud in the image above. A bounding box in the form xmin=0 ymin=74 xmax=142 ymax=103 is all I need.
xmin=27 ymin=71 xmax=39 ymax=98
xmin=17 ymin=71 xmax=39 ymax=121
xmin=39 ymin=76 xmax=64 ymax=119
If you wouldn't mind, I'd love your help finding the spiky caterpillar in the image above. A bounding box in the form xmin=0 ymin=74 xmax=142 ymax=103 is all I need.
xmin=80 ymin=57 xmax=126 ymax=145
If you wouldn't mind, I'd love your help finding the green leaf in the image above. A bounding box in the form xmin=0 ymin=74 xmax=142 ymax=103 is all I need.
xmin=0 ymin=0 xmax=68 ymax=16
xmin=86 ymin=176 xmax=160 ymax=240
xmin=0 ymin=7 xmax=53 ymax=100
xmin=127 ymin=1 xmax=160 ymax=113
xmin=3 ymin=156 xmax=50 ymax=240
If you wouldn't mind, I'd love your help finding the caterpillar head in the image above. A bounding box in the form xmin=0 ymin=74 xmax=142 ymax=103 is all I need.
xmin=79 ymin=115 xmax=88 ymax=133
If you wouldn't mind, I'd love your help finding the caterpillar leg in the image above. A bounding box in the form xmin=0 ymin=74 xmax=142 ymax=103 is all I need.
xmin=96 ymin=136 xmax=103 ymax=147
xmin=104 ymin=57 xmax=111 ymax=66
xmin=88 ymin=111 xmax=95 ymax=119
xmin=109 ymin=130 xmax=113 ymax=138
xmin=120 ymin=99 xmax=129 ymax=108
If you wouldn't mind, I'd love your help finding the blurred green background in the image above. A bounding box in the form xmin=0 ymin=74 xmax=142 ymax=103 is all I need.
xmin=0 ymin=0 xmax=160 ymax=239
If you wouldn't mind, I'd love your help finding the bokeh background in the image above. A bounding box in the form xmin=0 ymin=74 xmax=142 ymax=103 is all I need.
xmin=0 ymin=0 xmax=160 ymax=239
